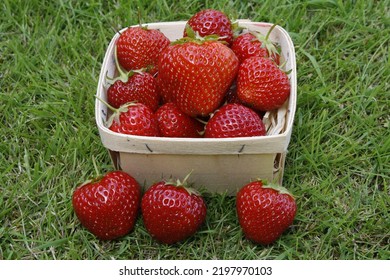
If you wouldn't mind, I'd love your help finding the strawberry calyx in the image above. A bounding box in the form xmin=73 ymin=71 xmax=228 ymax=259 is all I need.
xmin=177 ymin=24 xmax=228 ymax=45
xmin=164 ymin=170 xmax=201 ymax=196
xmin=78 ymin=175 xmax=104 ymax=188
xmin=249 ymin=23 xmax=280 ymax=58
xmin=96 ymin=95 xmax=138 ymax=127
xmin=231 ymin=20 xmax=245 ymax=38
xmin=252 ymin=178 xmax=295 ymax=198
xmin=262 ymin=183 xmax=294 ymax=197
xmin=106 ymin=46 xmax=147 ymax=85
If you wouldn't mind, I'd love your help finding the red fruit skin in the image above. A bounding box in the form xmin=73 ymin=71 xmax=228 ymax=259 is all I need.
xmin=204 ymin=103 xmax=266 ymax=138
xmin=237 ymin=56 xmax=290 ymax=111
xmin=107 ymin=72 xmax=160 ymax=111
xmin=116 ymin=27 xmax=170 ymax=74
xmin=141 ymin=182 xmax=207 ymax=244
xmin=236 ymin=181 xmax=297 ymax=245
xmin=109 ymin=103 xmax=160 ymax=136
xmin=158 ymin=41 xmax=239 ymax=117
xmin=72 ymin=171 xmax=141 ymax=240
xmin=184 ymin=9 xmax=234 ymax=45
xmin=156 ymin=102 xmax=204 ymax=138
xmin=231 ymin=33 xmax=280 ymax=64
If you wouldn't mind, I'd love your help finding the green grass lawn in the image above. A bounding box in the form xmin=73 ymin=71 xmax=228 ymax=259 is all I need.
xmin=1 ymin=0 xmax=389 ymax=260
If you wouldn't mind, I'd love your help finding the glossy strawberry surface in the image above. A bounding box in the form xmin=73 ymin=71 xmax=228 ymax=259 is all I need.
xmin=108 ymin=103 xmax=159 ymax=136
xmin=205 ymin=103 xmax=266 ymax=138
xmin=158 ymin=41 xmax=239 ymax=117
xmin=156 ymin=102 xmax=204 ymax=138
xmin=116 ymin=26 xmax=170 ymax=74
xmin=231 ymin=32 xmax=280 ymax=64
xmin=141 ymin=182 xmax=207 ymax=244
xmin=107 ymin=72 xmax=159 ymax=111
xmin=236 ymin=181 xmax=296 ymax=245
xmin=72 ymin=171 xmax=141 ymax=240
xmin=184 ymin=9 xmax=234 ymax=45
xmin=237 ymin=56 xmax=290 ymax=111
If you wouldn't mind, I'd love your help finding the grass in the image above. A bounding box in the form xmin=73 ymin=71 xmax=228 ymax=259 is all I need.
xmin=0 ymin=0 xmax=389 ymax=260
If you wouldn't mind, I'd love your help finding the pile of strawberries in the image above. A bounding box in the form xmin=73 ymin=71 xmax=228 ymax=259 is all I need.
xmin=101 ymin=9 xmax=291 ymax=139
xmin=72 ymin=10 xmax=296 ymax=246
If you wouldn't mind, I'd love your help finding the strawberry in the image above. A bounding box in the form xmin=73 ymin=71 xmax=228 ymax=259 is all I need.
xmin=156 ymin=102 xmax=204 ymax=138
xmin=157 ymin=39 xmax=239 ymax=117
xmin=109 ymin=103 xmax=159 ymax=136
xmin=72 ymin=171 xmax=141 ymax=240
xmin=141 ymin=175 xmax=207 ymax=244
xmin=106 ymin=47 xmax=159 ymax=111
xmin=236 ymin=180 xmax=297 ymax=245
xmin=204 ymin=103 xmax=266 ymax=138
xmin=183 ymin=9 xmax=234 ymax=45
xmin=107 ymin=72 xmax=159 ymax=111
xmin=231 ymin=26 xmax=281 ymax=65
xmin=236 ymin=56 xmax=290 ymax=112
xmin=97 ymin=97 xmax=159 ymax=136
xmin=116 ymin=26 xmax=170 ymax=75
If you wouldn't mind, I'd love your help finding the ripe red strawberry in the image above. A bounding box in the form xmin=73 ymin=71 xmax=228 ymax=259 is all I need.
xmin=97 ymin=97 xmax=159 ymax=136
xmin=106 ymin=64 xmax=159 ymax=111
xmin=236 ymin=180 xmax=297 ymax=245
xmin=237 ymin=56 xmax=290 ymax=111
xmin=156 ymin=102 xmax=204 ymax=138
xmin=141 ymin=177 xmax=207 ymax=244
xmin=183 ymin=9 xmax=234 ymax=45
xmin=116 ymin=26 xmax=170 ymax=75
xmin=204 ymin=103 xmax=266 ymax=138
xmin=109 ymin=103 xmax=159 ymax=136
xmin=157 ymin=40 xmax=239 ymax=117
xmin=231 ymin=28 xmax=281 ymax=64
xmin=72 ymin=171 xmax=141 ymax=240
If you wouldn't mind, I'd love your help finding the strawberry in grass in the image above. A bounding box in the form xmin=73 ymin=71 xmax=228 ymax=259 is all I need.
xmin=97 ymin=97 xmax=159 ymax=136
xmin=116 ymin=25 xmax=170 ymax=75
xmin=236 ymin=180 xmax=297 ymax=245
xmin=205 ymin=103 xmax=266 ymax=138
xmin=231 ymin=24 xmax=281 ymax=65
xmin=156 ymin=102 xmax=204 ymax=138
xmin=72 ymin=171 xmax=141 ymax=240
xmin=141 ymin=174 xmax=207 ymax=244
xmin=237 ymin=56 xmax=290 ymax=112
xmin=106 ymin=47 xmax=159 ymax=111
xmin=183 ymin=9 xmax=234 ymax=45
xmin=158 ymin=31 xmax=239 ymax=117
